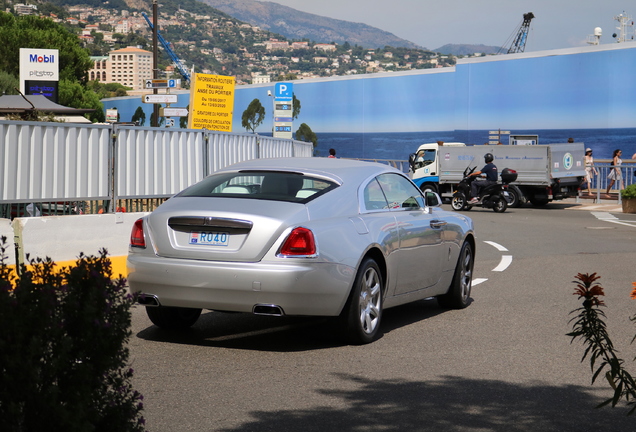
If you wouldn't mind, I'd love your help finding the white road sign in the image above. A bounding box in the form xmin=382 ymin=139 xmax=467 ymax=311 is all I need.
xmin=143 ymin=94 xmax=178 ymax=104
xmin=161 ymin=107 xmax=189 ymax=117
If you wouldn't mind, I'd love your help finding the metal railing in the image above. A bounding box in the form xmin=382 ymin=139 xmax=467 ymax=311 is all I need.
xmin=1 ymin=120 xmax=313 ymax=218
xmin=577 ymin=160 xmax=635 ymax=204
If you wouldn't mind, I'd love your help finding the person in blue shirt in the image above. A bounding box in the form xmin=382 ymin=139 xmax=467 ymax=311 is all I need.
xmin=469 ymin=153 xmax=498 ymax=204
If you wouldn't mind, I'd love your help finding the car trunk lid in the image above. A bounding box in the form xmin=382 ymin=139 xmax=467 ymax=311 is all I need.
xmin=146 ymin=197 xmax=308 ymax=262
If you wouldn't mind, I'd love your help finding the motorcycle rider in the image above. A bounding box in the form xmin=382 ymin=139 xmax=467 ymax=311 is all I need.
xmin=468 ymin=153 xmax=498 ymax=204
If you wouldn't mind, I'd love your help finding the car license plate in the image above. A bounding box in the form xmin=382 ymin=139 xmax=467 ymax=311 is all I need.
xmin=189 ymin=231 xmax=229 ymax=246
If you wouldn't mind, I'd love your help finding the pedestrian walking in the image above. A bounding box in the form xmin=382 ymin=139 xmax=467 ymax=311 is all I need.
xmin=606 ymin=149 xmax=623 ymax=194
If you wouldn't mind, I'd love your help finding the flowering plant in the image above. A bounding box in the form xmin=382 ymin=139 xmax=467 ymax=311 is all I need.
xmin=568 ymin=273 xmax=636 ymax=415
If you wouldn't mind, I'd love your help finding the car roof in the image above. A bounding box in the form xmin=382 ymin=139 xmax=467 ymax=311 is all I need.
xmin=218 ymin=157 xmax=403 ymax=184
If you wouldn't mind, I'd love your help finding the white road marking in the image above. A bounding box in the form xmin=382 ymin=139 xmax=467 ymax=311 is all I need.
xmin=483 ymin=240 xmax=509 ymax=252
xmin=473 ymin=241 xmax=513 ymax=285
xmin=591 ymin=212 xmax=618 ymax=220
xmin=493 ymin=255 xmax=513 ymax=272
xmin=591 ymin=211 xmax=636 ymax=227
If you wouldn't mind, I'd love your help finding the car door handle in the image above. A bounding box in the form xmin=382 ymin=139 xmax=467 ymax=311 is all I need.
xmin=430 ymin=220 xmax=447 ymax=229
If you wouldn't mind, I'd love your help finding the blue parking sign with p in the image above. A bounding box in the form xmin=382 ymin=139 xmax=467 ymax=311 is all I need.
xmin=275 ymin=82 xmax=293 ymax=100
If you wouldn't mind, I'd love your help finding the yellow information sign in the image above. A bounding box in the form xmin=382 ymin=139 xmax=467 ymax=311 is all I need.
xmin=188 ymin=73 xmax=235 ymax=131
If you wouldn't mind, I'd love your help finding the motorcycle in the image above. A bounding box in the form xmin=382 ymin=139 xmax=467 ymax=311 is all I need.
xmin=451 ymin=167 xmax=518 ymax=213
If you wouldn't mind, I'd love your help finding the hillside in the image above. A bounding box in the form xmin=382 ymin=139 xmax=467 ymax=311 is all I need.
xmin=434 ymin=43 xmax=502 ymax=56
xmin=197 ymin=0 xmax=423 ymax=49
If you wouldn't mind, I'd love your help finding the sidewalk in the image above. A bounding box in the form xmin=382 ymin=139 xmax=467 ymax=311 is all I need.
xmin=561 ymin=193 xmax=623 ymax=212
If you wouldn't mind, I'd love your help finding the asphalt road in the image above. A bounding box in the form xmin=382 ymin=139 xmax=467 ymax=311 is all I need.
xmin=128 ymin=201 xmax=636 ymax=431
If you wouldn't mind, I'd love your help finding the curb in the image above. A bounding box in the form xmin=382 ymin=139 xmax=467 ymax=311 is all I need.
xmin=561 ymin=198 xmax=623 ymax=213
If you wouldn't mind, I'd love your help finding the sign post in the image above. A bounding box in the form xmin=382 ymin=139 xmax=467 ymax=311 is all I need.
xmin=19 ymin=48 xmax=59 ymax=102
xmin=488 ymin=130 xmax=511 ymax=145
xmin=273 ymin=82 xmax=293 ymax=139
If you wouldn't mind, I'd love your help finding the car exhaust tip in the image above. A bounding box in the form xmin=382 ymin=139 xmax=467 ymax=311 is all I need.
xmin=253 ymin=304 xmax=285 ymax=316
xmin=137 ymin=293 xmax=161 ymax=307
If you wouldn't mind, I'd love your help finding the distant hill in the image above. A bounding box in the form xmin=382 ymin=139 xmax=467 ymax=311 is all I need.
xmin=434 ymin=44 xmax=502 ymax=56
xmin=197 ymin=0 xmax=424 ymax=49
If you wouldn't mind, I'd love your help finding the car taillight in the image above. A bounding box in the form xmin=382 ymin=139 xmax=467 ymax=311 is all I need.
xmin=130 ymin=218 xmax=146 ymax=248
xmin=279 ymin=227 xmax=316 ymax=256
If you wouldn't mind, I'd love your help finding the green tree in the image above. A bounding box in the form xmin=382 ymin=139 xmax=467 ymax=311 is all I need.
xmin=241 ymin=98 xmax=265 ymax=133
xmin=131 ymin=106 xmax=146 ymax=126
xmin=87 ymin=81 xmax=130 ymax=99
xmin=58 ymin=79 xmax=105 ymax=123
xmin=0 ymin=12 xmax=93 ymax=83
xmin=150 ymin=112 xmax=165 ymax=127
xmin=0 ymin=70 xmax=18 ymax=95
xmin=292 ymin=94 xmax=301 ymax=120
xmin=295 ymin=123 xmax=317 ymax=148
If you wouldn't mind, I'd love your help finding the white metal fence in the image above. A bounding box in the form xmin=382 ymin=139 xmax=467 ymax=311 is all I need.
xmin=1 ymin=120 xmax=314 ymax=207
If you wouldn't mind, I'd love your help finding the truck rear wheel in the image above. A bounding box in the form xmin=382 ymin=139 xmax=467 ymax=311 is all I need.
xmin=506 ymin=186 xmax=522 ymax=208
xmin=529 ymin=196 xmax=549 ymax=206
xmin=419 ymin=183 xmax=438 ymax=194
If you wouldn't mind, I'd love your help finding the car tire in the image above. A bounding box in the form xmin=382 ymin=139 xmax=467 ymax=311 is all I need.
xmin=451 ymin=193 xmax=467 ymax=211
xmin=437 ymin=241 xmax=473 ymax=309
xmin=146 ymin=306 xmax=202 ymax=330
xmin=492 ymin=196 xmax=507 ymax=213
xmin=342 ymin=257 xmax=383 ymax=345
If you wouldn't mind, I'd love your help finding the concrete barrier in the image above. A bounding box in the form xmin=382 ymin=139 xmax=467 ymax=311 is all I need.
xmin=0 ymin=218 xmax=16 ymax=266
xmin=9 ymin=212 xmax=147 ymax=276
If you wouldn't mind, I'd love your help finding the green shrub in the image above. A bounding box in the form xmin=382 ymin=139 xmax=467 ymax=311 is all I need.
xmin=0 ymin=237 xmax=145 ymax=431
xmin=621 ymin=183 xmax=636 ymax=200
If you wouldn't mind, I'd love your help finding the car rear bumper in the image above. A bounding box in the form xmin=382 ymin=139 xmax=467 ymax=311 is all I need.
xmin=126 ymin=254 xmax=355 ymax=316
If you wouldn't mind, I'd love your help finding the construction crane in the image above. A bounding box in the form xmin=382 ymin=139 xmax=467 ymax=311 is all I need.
xmin=141 ymin=11 xmax=191 ymax=84
xmin=506 ymin=12 xmax=535 ymax=53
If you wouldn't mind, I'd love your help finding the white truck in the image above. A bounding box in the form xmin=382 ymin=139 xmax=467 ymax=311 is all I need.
xmin=408 ymin=142 xmax=586 ymax=206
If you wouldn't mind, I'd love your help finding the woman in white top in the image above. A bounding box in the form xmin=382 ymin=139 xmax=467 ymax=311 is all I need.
xmin=584 ymin=148 xmax=598 ymax=195
xmin=606 ymin=149 xmax=623 ymax=193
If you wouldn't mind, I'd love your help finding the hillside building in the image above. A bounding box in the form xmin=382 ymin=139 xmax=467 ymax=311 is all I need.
xmin=88 ymin=46 xmax=153 ymax=90
xmin=14 ymin=3 xmax=37 ymax=15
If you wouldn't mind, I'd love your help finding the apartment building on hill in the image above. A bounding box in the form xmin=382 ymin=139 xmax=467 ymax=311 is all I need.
xmin=88 ymin=46 xmax=153 ymax=90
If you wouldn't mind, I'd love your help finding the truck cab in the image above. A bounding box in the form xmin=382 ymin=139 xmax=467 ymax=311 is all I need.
xmin=409 ymin=142 xmax=465 ymax=193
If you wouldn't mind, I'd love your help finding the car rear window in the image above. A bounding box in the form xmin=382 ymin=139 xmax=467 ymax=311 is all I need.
xmin=178 ymin=171 xmax=338 ymax=203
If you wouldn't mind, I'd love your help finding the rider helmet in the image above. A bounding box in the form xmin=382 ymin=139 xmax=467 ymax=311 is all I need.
xmin=484 ymin=153 xmax=494 ymax=163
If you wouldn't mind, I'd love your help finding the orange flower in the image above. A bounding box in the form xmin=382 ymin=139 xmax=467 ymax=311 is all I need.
xmin=572 ymin=273 xmax=605 ymax=306
xmin=631 ymin=282 xmax=636 ymax=300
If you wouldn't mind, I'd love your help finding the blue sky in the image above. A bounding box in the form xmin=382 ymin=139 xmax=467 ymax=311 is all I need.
xmin=269 ymin=0 xmax=634 ymax=52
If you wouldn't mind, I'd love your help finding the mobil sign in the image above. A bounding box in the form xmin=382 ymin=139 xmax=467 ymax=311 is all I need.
xmin=19 ymin=48 xmax=59 ymax=93
xmin=29 ymin=53 xmax=56 ymax=63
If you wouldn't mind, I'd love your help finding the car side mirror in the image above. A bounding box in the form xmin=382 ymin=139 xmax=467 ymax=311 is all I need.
xmin=424 ymin=191 xmax=442 ymax=208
